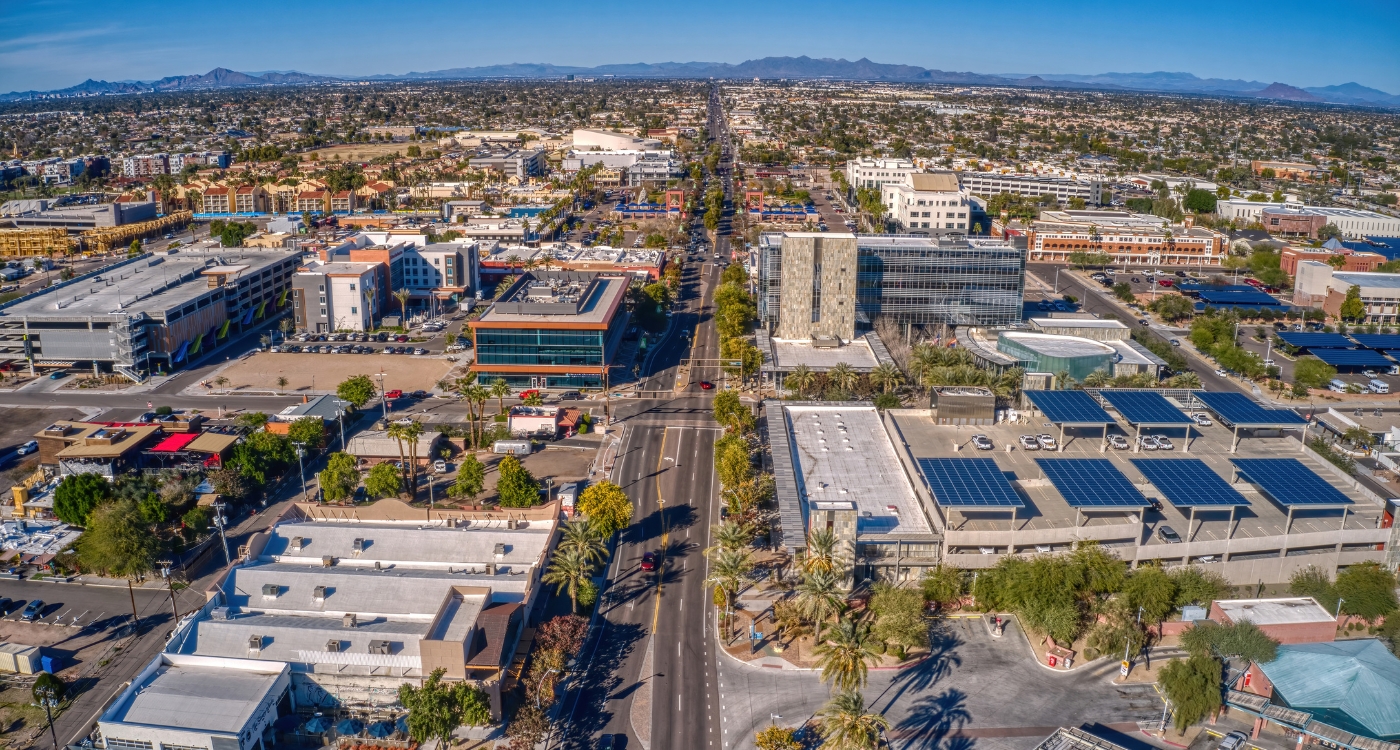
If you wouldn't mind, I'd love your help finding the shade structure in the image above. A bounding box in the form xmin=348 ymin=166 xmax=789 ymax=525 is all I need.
xmin=335 ymin=718 xmax=365 ymax=735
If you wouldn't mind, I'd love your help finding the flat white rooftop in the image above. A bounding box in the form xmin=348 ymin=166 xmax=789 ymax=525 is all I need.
xmin=104 ymin=658 xmax=284 ymax=734
xmin=784 ymin=404 xmax=932 ymax=536
xmin=1216 ymin=597 xmax=1336 ymax=626
xmin=769 ymin=338 xmax=879 ymax=371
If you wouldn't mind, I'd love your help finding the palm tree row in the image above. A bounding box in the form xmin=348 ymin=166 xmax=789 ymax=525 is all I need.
xmin=541 ymin=517 xmax=608 ymax=613
xmin=705 ymin=518 xmax=756 ymax=636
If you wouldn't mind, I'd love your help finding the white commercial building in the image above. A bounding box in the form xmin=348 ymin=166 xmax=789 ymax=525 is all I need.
xmin=845 ymin=157 xmax=918 ymax=191
xmin=291 ymin=261 xmax=381 ymax=332
xmin=1294 ymin=262 xmax=1400 ymax=323
xmin=572 ymin=128 xmax=662 ymax=151
xmin=960 ymin=172 xmax=1105 ymax=205
xmin=881 ymin=172 xmax=971 ymax=234
xmin=1217 ymin=199 xmax=1400 ymax=238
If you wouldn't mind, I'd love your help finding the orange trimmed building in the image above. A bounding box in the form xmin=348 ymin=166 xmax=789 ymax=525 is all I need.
xmin=468 ymin=272 xmax=630 ymax=389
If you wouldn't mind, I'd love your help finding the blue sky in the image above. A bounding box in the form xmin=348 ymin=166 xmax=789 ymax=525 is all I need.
xmin=4 ymin=0 xmax=1399 ymax=94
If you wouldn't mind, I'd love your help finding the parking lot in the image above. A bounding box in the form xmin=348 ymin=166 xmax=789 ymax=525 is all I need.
xmin=209 ymin=350 xmax=459 ymax=394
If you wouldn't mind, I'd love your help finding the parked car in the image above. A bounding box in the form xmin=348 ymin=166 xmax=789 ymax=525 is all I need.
xmin=518 ymin=389 xmax=541 ymax=401
xmin=1036 ymin=434 xmax=1057 ymax=450
xmin=1018 ymin=435 xmax=1041 ymax=451
xmin=413 ymin=348 xmax=428 ymax=355
xmin=1137 ymin=435 xmax=1160 ymax=451
xmin=1362 ymin=369 xmax=1380 ymax=379
xmin=433 ymin=460 xmax=448 ymax=474
xmin=1192 ymin=413 xmax=1213 ymax=426
xmin=20 ymin=600 xmax=44 ymax=621
xmin=639 ymin=552 xmax=657 ymax=572
xmin=0 ymin=598 xmax=11 ymax=615
xmin=1157 ymin=526 xmax=1182 ymax=544
xmin=1147 ymin=498 xmax=1164 ymax=512
xmin=16 ymin=440 xmax=37 ymax=456
xmin=410 ymin=390 xmax=429 ymax=399
xmin=1170 ymin=339 xmax=1181 ymax=346
xmin=1218 ymin=731 xmax=1249 ymax=750
xmin=1154 ymin=435 xmax=1175 ymax=450
xmin=971 ymin=434 xmax=994 ymax=451
xmin=1108 ymin=434 xmax=1130 ymax=450
xmin=384 ymin=389 xmax=403 ymax=399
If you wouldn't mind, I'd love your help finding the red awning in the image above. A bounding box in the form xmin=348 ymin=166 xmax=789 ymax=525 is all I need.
xmin=150 ymin=432 xmax=200 ymax=452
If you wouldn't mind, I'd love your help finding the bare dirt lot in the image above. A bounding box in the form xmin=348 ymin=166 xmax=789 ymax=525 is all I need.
xmin=0 ymin=408 xmax=86 ymax=494
xmin=309 ymin=142 xmax=414 ymax=163
xmin=210 ymin=353 xmax=460 ymax=394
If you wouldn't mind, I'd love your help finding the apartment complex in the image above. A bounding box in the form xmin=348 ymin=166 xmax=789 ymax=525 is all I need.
xmin=758 ymin=232 xmax=1026 ymax=334
xmin=0 ymin=249 xmax=297 ymax=379
xmin=882 ymin=172 xmax=972 ymax=235
xmin=291 ymin=261 xmax=381 ymax=332
xmin=468 ymin=271 xmax=630 ymax=389
xmin=1028 ymin=210 xmax=1226 ymax=267
xmin=844 ymin=157 xmax=918 ymax=191
xmin=960 ymin=172 xmax=1105 ymax=205
xmin=121 ymin=154 xmax=170 ymax=178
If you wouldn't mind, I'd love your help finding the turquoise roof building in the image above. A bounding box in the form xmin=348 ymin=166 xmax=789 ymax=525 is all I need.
xmin=1256 ymin=640 xmax=1400 ymax=741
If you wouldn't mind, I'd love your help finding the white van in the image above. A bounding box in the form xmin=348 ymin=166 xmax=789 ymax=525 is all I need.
xmin=1369 ymin=379 xmax=1390 ymax=394
xmin=1329 ymin=379 xmax=1349 ymax=393
xmin=492 ymin=440 xmax=532 ymax=456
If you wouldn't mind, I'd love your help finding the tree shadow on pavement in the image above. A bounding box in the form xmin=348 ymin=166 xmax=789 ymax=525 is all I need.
xmin=873 ymin=622 xmax=963 ymax=714
xmin=891 ymin=688 xmax=971 ymax=750
xmin=559 ymin=620 xmax=646 ymax=749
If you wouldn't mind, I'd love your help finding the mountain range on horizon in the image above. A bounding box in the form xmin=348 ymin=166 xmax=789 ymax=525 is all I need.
xmin=4 ymin=57 xmax=1398 ymax=108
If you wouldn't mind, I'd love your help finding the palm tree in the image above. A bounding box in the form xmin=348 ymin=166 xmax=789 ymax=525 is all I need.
xmin=385 ymin=423 xmax=410 ymax=495
xmin=828 ymin=362 xmax=858 ymax=393
xmin=817 ymin=691 xmax=890 ymax=750
xmin=542 ymin=547 xmax=594 ymax=613
xmin=795 ymin=569 xmax=844 ymax=643
xmin=401 ymin=420 xmax=425 ymax=494
xmin=803 ymin=528 xmax=839 ymax=575
xmin=490 ymin=378 xmax=511 ymax=419
xmin=705 ymin=548 xmax=754 ymax=629
xmin=706 ymin=520 xmax=750 ymax=556
xmin=558 ymin=518 xmax=607 ymax=567
xmin=393 ymin=288 xmax=411 ymax=322
xmin=467 ymin=385 xmax=490 ymax=447
xmin=787 ymin=364 xmax=816 ymax=399
xmin=868 ymin=362 xmax=903 ymax=394
xmin=1082 ymin=369 xmax=1113 ymax=389
xmin=814 ymin=614 xmax=879 ymax=692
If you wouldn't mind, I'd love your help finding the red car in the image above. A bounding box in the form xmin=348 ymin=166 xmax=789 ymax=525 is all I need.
xmin=640 ymin=552 xmax=657 ymax=571
xmin=1243 ymin=278 xmax=1264 ymax=288
xmin=698 ymin=381 xmax=714 ymax=390
xmin=384 ymin=389 xmax=403 ymax=399
xmin=1157 ymin=279 xmax=1173 ymax=287
xmin=518 ymin=389 xmax=541 ymax=400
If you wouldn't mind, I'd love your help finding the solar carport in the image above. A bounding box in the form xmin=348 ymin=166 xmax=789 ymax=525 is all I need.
xmin=1193 ymin=391 xmax=1309 ymax=453
xmin=1098 ymin=390 xmax=1197 ymax=452
xmin=1025 ymin=390 xmax=1115 ymax=452
xmin=1231 ymin=458 xmax=1354 ymax=536
xmin=917 ymin=457 xmax=1025 ymax=544
xmin=1308 ymin=348 xmax=1396 ymax=371
xmin=1132 ymin=457 xmax=1252 ymax=558
xmin=1036 ymin=457 xmax=1150 ymax=531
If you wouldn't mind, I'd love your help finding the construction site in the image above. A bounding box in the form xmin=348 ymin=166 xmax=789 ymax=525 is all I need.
xmin=0 ymin=210 xmax=192 ymax=257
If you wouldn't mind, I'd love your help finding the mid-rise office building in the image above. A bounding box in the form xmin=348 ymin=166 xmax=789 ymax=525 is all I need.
xmin=0 ymin=249 xmax=297 ymax=379
xmin=758 ymin=232 xmax=1026 ymax=335
xmin=1028 ymin=210 xmax=1226 ymax=267
xmin=469 ymin=271 xmax=630 ymax=389
xmin=960 ymin=172 xmax=1104 ymax=206
xmin=845 ymin=157 xmax=918 ymax=192
xmin=882 ymin=173 xmax=971 ymax=235
xmin=291 ymin=260 xmax=381 ymax=332
xmin=467 ymin=149 xmax=545 ymax=179
xmin=121 ymin=153 xmax=170 ymax=178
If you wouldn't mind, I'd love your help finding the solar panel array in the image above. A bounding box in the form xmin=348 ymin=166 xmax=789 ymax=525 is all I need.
xmin=1025 ymin=390 xmax=1114 ymax=425
xmin=917 ymin=458 xmax=1025 ymax=509
xmin=1230 ymin=458 xmax=1353 ymax=507
xmin=1099 ymin=390 xmax=1193 ymax=425
xmin=1130 ymin=458 xmax=1251 ymax=508
xmin=1309 ymin=349 xmax=1396 ymax=367
xmin=1348 ymin=334 xmax=1400 ymax=350
xmin=1275 ymin=332 xmax=1356 ymax=350
xmin=1193 ymin=391 xmax=1307 ymax=427
xmin=1035 ymin=458 xmax=1149 ymax=508
xmin=1197 ymin=289 xmax=1282 ymax=306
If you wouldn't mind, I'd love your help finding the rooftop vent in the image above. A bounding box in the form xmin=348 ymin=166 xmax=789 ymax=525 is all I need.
xmin=291 ymin=536 xmax=305 ymax=551
xmin=374 ymin=561 xmax=382 ymax=571
xmin=247 ymin=635 xmax=264 ymax=652
xmin=325 ymin=639 xmax=342 ymax=653
xmin=322 ymin=556 xmax=335 ymax=567
xmin=368 ymin=640 xmax=391 ymax=655
xmin=261 ymin=584 xmax=280 ymax=599
xmin=493 ymin=543 xmax=506 ymax=557
xmin=313 ymin=585 xmax=327 ymax=601
xmin=352 ymin=538 xmax=365 ymax=553
xmin=343 ymin=613 xmax=357 ymax=629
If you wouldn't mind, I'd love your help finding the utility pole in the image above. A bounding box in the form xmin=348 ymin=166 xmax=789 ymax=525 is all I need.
xmin=293 ymin=442 xmax=308 ymax=501
xmin=212 ymin=500 xmax=231 ymax=568
xmin=158 ymin=560 xmax=180 ymax=623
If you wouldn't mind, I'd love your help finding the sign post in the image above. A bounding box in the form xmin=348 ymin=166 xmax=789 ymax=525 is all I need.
xmin=1120 ymin=660 xmax=1131 ymax=678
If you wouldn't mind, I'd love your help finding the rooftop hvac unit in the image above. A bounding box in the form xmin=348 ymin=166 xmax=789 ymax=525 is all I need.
xmin=211 ymin=607 xmax=230 ymax=620
xmin=368 ymin=640 xmax=391 ymax=655
xmin=325 ymin=640 xmax=342 ymax=653
xmin=247 ymin=635 xmax=264 ymax=652
xmin=322 ymin=556 xmax=335 ymax=567
xmin=343 ymin=613 xmax=357 ymax=629
xmin=352 ymin=538 xmax=364 ymax=553
xmin=313 ymin=585 xmax=327 ymax=601
xmin=493 ymin=543 xmax=506 ymax=556
xmin=291 ymin=536 xmax=304 ymax=551
xmin=485 ymin=562 xmax=497 ymax=575
xmin=261 ymin=584 xmax=280 ymax=598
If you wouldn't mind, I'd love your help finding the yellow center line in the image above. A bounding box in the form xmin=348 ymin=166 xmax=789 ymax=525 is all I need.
xmin=651 ymin=426 xmax=670 ymax=635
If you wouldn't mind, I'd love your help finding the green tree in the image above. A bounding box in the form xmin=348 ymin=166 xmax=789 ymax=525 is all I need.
xmin=542 ymin=547 xmax=595 ymax=613
xmin=1152 ymin=294 xmax=1196 ymax=323
xmin=557 ymin=518 xmax=608 ymax=568
xmin=1181 ymin=619 xmax=1279 ymax=663
xmin=1293 ymin=357 xmax=1339 ymax=389
xmin=236 ymin=411 xmax=270 ymax=430
xmin=448 ymin=454 xmax=485 ymax=502
xmin=318 ymin=452 xmax=359 ymax=502
xmin=53 ymin=473 xmax=112 ymax=526
xmin=336 ymin=374 xmax=377 ymax=408
xmin=920 ymin=564 xmax=964 ymax=609
xmin=1113 ymin=282 xmax=1136 ymax=303
xmin=287 ymin=416 xmax=325 ymax=451
xmin=364 ymin=462 xmax=402 ymax=498
xmin=712 ymin=389 xmax=750 ymax=433
xmin=576 ymin=480 xmax=633 ymax=537
xmin=1340 ymin=285 xmax=1366 ymax=322
xmin=1171 ymin=566 xmax=1230 ymax=608
xmin=182 ymin=506 xmax=211 ymax=535
xmin=1334 ymin=562 xmax=1399 ymax=621
xmin=715 ymin=434 xmax=753 ymax=488
xmin=1158 ymin=654 xmax=1222 ymax=733
xmin=137 ymin=493 xmax=168 ymax=524
xmin=1183 ymin=188 xmax=1218 ymax=213
xmin=869 ymin=584 xmax=929 ymax=653
xmin=495 ymin=454 xmax=540 ymax=507
xmin=1318 ymin=223 xmax=1343 ymax=241
xmin=815 ymin=614 xmax=880 ymax=692
xmin=755 ymin=725 xmax=802 ymax=750
xmin=398 ymin=668 xmax=492 ymax=747
xmin=796 ymin=569 xmax=845 ymax=643
xmin=75 ymin=498 xmax=157 ymax=579
xmin=817 ymin=690 xmax=889 ymax=750
xmin=1123 ymin=566 xmax=1178 ymax=625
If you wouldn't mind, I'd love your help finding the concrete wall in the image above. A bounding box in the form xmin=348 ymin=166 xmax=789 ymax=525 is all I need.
xmin=776 ymin=235 xmax=857 ymax=341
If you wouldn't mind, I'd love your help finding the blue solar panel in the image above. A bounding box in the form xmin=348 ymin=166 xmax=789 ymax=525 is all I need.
xmin=1194 ymin=392 xmax=1307 ymax=427
xmin=1349 ymin=334 xmax=1400 ymax=350
xmin=1130 ymin=458 xmax=1251 ymax=508
xmin=1198 ymin=289 xmax=1281 ymax=306
xmin=917 ymin=458 xmax=1025 ymax=509
xmin=1036 ymin=458 xmax=1149 ymax=508
xmin=1100 ymin=390 xmax=1193 ymax=425
xmin=1275 ymin=332 xmax=1355 ymax=349
xmin=1230 ymin=458 xmax=1353 ymax=507
xmin=1025 ymin=390 xmax=1114 ymax=425
xmin=1309 ymin=349 xmax=1396 ymax=367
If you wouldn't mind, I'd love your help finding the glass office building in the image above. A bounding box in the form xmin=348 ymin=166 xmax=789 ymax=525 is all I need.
xmin=759 ymin=233 xmax=1025 ymax=332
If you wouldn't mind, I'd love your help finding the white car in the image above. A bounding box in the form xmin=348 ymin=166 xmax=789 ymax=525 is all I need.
xmin=433 ymin=460 xmax=448 ymax=474
xmin=1108 ymin=434 xmax=1130 ymax=450
xmin=1192 ymin=413 xmax=1213 ymax=426
xmin=971 ymin=434 xmax=995 ymax=451
xmin=1263 ymin=358 xmax=1276 ymax=366
xmin=1214 ymin=368 xmax=1228 ymax=376
xmin=16 ymin=440 xmax=37 ymax=456
xmin=1018 ymin=435 xmax=1041 ymax=451
xmin=1137 ymin=435 xmax=1160 ymax=451
xmin=1362 ymin=369 xmax=1380 ymax=378
xmin=1154 ymin=435 xmax=1175 ymax=450
xmin=1036 ymin=434 xmax=1057 ymax=450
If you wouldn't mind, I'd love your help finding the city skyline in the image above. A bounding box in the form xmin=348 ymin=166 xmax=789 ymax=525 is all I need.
xmin=4 ymin=0 xmax=1399 ymax=94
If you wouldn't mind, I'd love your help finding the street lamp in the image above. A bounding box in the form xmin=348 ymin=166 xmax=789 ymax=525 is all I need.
xmin=535 ymin=668 xmax=562 ymax=710
xmin=376 ymin=372 xmax=388 ymax=421
xmin=334 ymin=406 xmax=346 ymax=449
